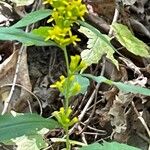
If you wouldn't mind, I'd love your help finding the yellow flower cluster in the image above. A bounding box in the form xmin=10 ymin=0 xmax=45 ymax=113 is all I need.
xmin=43 ymin=0 xmax=87 ymax=46
xmin=50 ymin=75 xmax=81 ymax=98
xmin=52 ymin=107 xmax=78 ymax=129
xmin=69 ymin=55 xmax=87 ymax=74
xmin=50 ymin=55 xmax=87 ymax=98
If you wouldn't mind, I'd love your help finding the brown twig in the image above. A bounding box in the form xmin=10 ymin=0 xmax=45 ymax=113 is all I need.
xmin=132 ymin=101 xmax=150 ymax=138
xmin=0 ymin=83 xmax=43 ymax=115
xmin=108 ymin=4 xmax=120 ymax=36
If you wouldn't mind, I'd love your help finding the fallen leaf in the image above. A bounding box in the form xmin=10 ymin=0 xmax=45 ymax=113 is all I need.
xmin=0 ymin=48 xmax=33 ymax=113
xmin=10 ymin=0 xmax=34 ymax=6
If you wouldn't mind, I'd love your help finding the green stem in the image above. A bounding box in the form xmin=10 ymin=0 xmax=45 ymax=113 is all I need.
xmin=63 ymin=47 xmax=69 ymax=75
xmin=62 ymin=47 xmax=71 ymax=150
xmin=65 ymin=127 xmax=71 ymax=150
xmin=62 ymin=46 xmax=70 ymax=111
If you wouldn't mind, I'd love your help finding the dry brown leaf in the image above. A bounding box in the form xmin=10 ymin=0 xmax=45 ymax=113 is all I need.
xmin=85 ymin=0 xmax=115 ymax=23
xmin=107 ymin=90 xmax=136 ymax=142
xmin=0 ymin=49 xmax=32 ymax=113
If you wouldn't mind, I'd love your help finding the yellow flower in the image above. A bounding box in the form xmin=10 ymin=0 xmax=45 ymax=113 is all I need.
xmin=69 ymin=117 xmax=78 ymax=126
xmin=71 ymin=82 xmax=81 ymax=95
xmin=50 ymin=75 xmax=66 ymax=91
xmin=78 ymin=60 xmax=88 ymax=73
xmin=52 ymin=107 xmax=78 ymax=128
xmin=69 ymin=75 xmax=75 ymax=81
xmin=69 ymin=55 xmax=87 ymax=73
xmin=69 ymin=55 xmax=80 ymax=72
xmin=44 ymin=0 xmax=87 ymax=46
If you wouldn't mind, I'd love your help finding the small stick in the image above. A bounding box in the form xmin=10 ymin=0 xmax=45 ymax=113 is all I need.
xmin=136 ymin=132 xmax=150 ymax=144
xmin=1 ymin=45 xmax=26 ymax=115
xmin=77 ymin=125 xmax=87 ymax=144
xmin=132 ymin=101 xmax=150 ymax=138
xmin=80 ymin=122 xmax=107 ymax=134
xmin=108 ymin=4 xmax=120 ymax=36
xmin=1 ymin=83 xmax=43 ymax=115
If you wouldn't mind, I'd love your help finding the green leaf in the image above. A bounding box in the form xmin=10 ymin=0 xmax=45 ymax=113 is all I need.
xmin=0 ymin=27 xmax=57 ymax=46
xmin=78 ymin=22 xmax=118 ymax=68
xmin=32 ymin=26 xmax=51 ymax=39
xmin=113 ymin=82 xmax=150 ymax=96
xmin=80 ymin=142 xmax=140 ymax=150
xmin=112 ymin=23 xmax=150 ymax=57
xmin=82 ymin=74 xmax=150 ymax=96
xmin=75 ymin=75 xmax=90 ymax=94
xmin=11 ymin=134 xmax=48 ymax=150
xmin=3 ymin=128 xmax=49 ymax=149
xmin=78 ymin=21 xmax=116 ymax=51
xmin=82 ymin=74 xmax=110 ymax=84
xmin=11 ymin=9 xmax=51 ymax=28
xmin=80 ymin=143 xmax=101 ymax=150
xmin=0 ymin=113 xmax=60 ymax=142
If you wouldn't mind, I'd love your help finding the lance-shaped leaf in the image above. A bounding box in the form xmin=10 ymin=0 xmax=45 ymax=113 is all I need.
xmin=78 ymin=26 xmax=118 ymax=69
xmin=80 ymin=141 xmax=140 ymax=150
xmin=82 ymin=74 xmax=150 ymax=96
xmin=0 ymin=27 xmax=57 ymax=46
xmin=32 ymin=26 xmax=51 ymax=39
xmin=11 ymin=9 xmax=52 ymax=28
xmin=0 ymin=113 xmax=60 ymax=142
xmin=112 ymin=23 xmax=150 ymax=57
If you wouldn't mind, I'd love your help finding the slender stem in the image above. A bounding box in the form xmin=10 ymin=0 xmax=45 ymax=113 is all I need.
xmin=63 ymin=47 xmax=69 ymax=75
xmin=65 ymin=127 xmax=71 ymax=150
xmin=62 ymin=46 xmax=71 ymax=150
xmin=62 ymin=46 xmax=70 ymax=111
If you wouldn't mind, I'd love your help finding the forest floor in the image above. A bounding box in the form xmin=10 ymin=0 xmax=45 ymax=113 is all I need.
xmin=0 ymin=0 xmax=150 ymax=150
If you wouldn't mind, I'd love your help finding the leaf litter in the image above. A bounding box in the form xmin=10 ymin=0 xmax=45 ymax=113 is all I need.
xmin=0 ymin=0 xmax=150 ymax=150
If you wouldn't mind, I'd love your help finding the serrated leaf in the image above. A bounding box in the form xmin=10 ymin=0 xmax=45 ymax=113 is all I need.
xmin=10 ymin=0 xmax=34 ymax=6
xmin=12 ymin=135 xmax=48 ymax=150
xmin=32 ymin=26 xmax=51 ymax=39
xmin=82 ymin=74 xmax=150 ymax=96
xmin=0 ymin=27 xmax=57 ymax=46
xmin=11 ymin=9 xmax=51 ymax=28
xmin=112 ymin=23 xmax=150 ymax=57
xmin=78 ymin=21 xmax=116 ymax=51
xmin=80 ymin=141 xmax=140 ymax=150
xmin=78 ymin=26 xmax=118 ymax=68
xmin=0 ymin=113 xmax=60 ymax=142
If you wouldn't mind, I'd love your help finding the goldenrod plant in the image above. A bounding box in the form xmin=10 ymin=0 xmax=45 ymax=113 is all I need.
xmin=0 ymin=0 xmax=149 ymax=150
xmin=43 ymin=0 xmax=87 ymax=149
